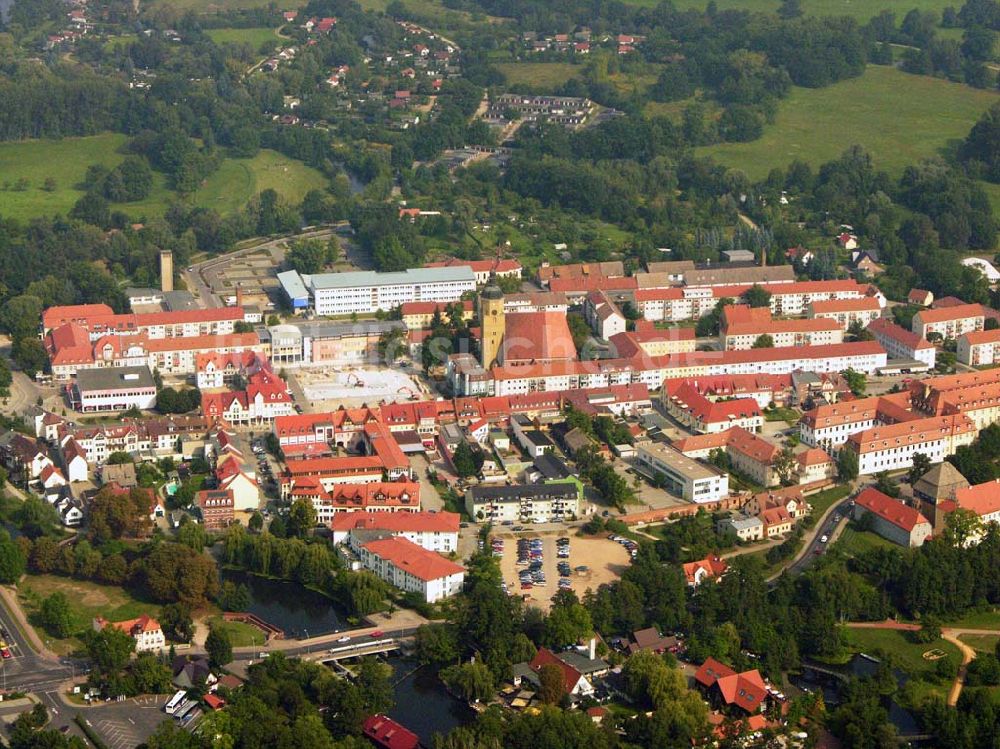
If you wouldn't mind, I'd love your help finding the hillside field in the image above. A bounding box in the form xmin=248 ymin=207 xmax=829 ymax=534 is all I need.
xmin=496 ymin=62 xmax=582 ymax=90
xmin=699 ymin=65 xmax=999 ymax=179
xmin=631 ymin=0 xmax=955 ymax=22
xmin=0 ymin=134 xmax=328 ymax=222
xmin=205 ymin=27 xmax=283 ymax=48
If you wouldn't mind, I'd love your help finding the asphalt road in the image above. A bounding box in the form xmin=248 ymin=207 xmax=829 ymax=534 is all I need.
xmin=783 ymin=495 xmax=855 ymax=577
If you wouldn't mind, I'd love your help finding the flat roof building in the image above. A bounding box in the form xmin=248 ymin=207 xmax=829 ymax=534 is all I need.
xmin=280 ymin=267 xmax=477 ymax=317
xmin=635 ymin=441 xmax=729 ymax=503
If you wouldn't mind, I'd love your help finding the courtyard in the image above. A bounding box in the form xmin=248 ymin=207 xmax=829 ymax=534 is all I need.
xmin=292 ymin=367 xmax=430 ymax=409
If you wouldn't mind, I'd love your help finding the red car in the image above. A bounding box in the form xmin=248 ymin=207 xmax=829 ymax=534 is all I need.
xmin=1 ymin=648 xmax=12 ymax=659
xmin=369 ymin=630 xmax=384 ymax=639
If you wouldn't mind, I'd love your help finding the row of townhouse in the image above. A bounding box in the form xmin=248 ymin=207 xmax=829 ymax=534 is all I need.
xmin=42 ymin=304 xmax=247 ymax=340
xmin=461 ymin=341 xmax=887 ymax=398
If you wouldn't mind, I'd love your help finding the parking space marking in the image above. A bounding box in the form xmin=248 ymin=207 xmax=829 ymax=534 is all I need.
xmin=97 ymin=719 xmax=142 ymax=749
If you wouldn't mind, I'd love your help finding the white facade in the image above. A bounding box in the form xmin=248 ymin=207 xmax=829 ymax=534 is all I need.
xmin=722 ymin=326 xmax=843 ymax=351
xmin=869 ymin=320 xmax=936 ymax=369
xmin=357 ymin=537 xmax=465 ymax=603
xmin=957 ymin=330 xmax=1000 ymax=366
xmin=292 ymin=267 xmax=477 ymax=316
xmin=635 ymin=442 xmax=728 ymax=503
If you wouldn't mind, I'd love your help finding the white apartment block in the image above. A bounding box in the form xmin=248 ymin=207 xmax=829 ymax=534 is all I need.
xmin=846 ymin=415 xmax=976 ymax=476
xmin=799 ymin=396 xmax=881 ymax=449
xmin=332 ymin=511 xmax=460 ymax=554
xmin=280 ymin=267 xmax=477 ymax=317
xmin=867 ymin=318 xmax=936 ymax=369
xmin=958 ymin=329 xmax=1000 ymax=366
xmin=721 ymin=320 xmax=843 ymax=351
xmin=635 ymin=441 xmax=729 ymax=503
xmin=912 ymin=304 xmax=985 ymax=340
xmin=807 ymin=298 xmax=883 ymax=330
xmin=357 ymin=536 xmax=465 ymax=603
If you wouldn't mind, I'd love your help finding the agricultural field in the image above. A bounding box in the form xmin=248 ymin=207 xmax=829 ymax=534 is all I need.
xmin=496 ymin=62 xmax=581 ymax=91
xmin=701 ymin=65 xmax=1000 ymax=179
xmin=19 ymin=574 xmax=163 ymax=656
xmin=635 ymin=0 xmax=956 ymax=23
xmin=0 ymin=134 xmax=328 ymax=222
xmin=205 ymin=27 xmax=283 ymax=48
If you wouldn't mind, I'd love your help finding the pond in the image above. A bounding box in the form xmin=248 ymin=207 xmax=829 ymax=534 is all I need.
xmin=387 ymin=658 xmax=475 ymax=746
xmin=221 ymin=569 xmax=347 ymax=638
xmin=792 ymin=655 xmax=921 ymax=738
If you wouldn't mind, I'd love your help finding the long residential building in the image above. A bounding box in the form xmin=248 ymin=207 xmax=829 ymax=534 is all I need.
xmin=289 ymin=481 xmax=421 ymax=520
xmin=46 ymin=323 xmax=263 ymax=379
xmin=866 ymin=318 xmax=936 ymax=369
xmin=465 ymin=483 xmax=581 ymax=523
xmin=912 ymin=303 xmax=985 ymax=340
xmin=806 ymin=297 xmax=883 ymax=330
xmin=357 ymin=536 xmax=465 ymax=603
xmin=42 ymin=305 xmax=246 ymax=339
xmin=662 ymin=383 xmax=763 ymax=434
xmin=475 ymin=342 xmax=887 ymax=398
xmin=635 ymin=280 xmax=881 ymax=324
xmin=278 ymin=267 xmax=476 ymax=316
xmin=845 ymin=414 xmax=976 ymax=476
xmin=721 ymin=314 xmax=843 ymax=350
xmin=331 ymin=510 xmax=460 ymax=553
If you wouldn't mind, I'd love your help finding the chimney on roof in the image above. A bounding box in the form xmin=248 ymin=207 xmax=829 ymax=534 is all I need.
xmin=589 ymin=637 xmax=596 ymax=661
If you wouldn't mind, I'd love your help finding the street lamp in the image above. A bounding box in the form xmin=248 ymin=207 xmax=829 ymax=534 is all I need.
xmin=303 ymin=629 xmax=309 ymax=655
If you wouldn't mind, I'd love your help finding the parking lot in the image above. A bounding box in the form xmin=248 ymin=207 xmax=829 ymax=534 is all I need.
xmin=81 ymin=694 xmax=171 ymax=749
xmin=495 ymin=531 xmax=632 ymax=611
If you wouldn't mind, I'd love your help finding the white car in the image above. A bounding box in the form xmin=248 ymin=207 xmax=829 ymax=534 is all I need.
xmin=337 ymin=636 xmax=351 ymax=643
xmin=820 ymin=535 xmax=828 ymax=544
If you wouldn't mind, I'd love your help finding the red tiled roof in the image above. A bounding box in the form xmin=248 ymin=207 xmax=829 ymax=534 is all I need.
xmin=797 ymin=447 xmax=832 ymax=467
xmin=362 ymin=714 xmax=419 ymax=749
xmin=682 ymin=555 xmax=727 ymax=585
xmin=867 ymin=317 xmax=934 ymax=350
xmin=548 ymin=275 xmax=638 ymax=293
xmin=954 ymin=479 xmax=1000 ymax=519
xmin=361 ymin=536 xmax=464 ymax=582
xmin=330 ymin=510 xmax=459 ymax=533
xmin=915 ymin=303 xmax=986 ymax=325
xmin=42 ymin=304 xmax=114 ymax=331
xmin=696 ymin=658 xmax=767 ymax=713
xmin=847 ymin=414 xmax=975 ymax=455
xmin=855 ymin=488 xmax=929 ymax=532
xmin=502 ymin=311 xmax=576 ymax=364
xmin=669 ymin=383 xmax=761 ymax=425
xmin=530 ymin=647 xmax=584 ymax=693
xmin=959 ymin=329 xmax=1000 ymax=346
xmin=809 ymin=297 xmax=881 ymax=314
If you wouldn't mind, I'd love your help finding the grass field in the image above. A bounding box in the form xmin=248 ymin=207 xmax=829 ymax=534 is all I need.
xmin=496 ymin=62 xmax=581 ymax=91
xmin=0 ymin=134 xmax=328 ymax=222
xmin=834 ymin=524 xmax=898 ymax=556
xmin=960 ymin=634 xmax=1000 ymax=653
xmin=844 ymin=627 xmax=962 ymax=676
xmin=945 ymin=609 xmax=1000 ymax=629
xmin=19 ymin=574 xmax=162 ymax=656
xmin=147 ymin=0 xmax=276 ymax=9
xmin=206 ymin=616 xmax=262 ymax=648
xmin=701 ymin=65 xmax=999 ymax=179
xmin=634 ymin=0 xmax=955 ymax=22
xmin=205 ymin=27 xmax=282 ymax=48
xmin=805 ymin=485 xmax=852 ymax=518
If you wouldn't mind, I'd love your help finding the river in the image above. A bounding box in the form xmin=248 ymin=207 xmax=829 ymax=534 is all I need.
xmin=221 ymin=569 xmax=347 ymax=639
xmin=387 ymin=658 xmax=475 ymax=746
xmin=791 ymin=655 xmax=921 ymax=737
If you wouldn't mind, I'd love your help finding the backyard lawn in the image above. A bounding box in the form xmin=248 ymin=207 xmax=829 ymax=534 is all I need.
xmin=700 ymin=65 xmax=999 ymax=179
xmin=495 ymin=62 xmax=581 ymax=91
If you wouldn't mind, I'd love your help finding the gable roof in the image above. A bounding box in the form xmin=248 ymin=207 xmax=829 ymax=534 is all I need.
xmin=855 ymin=488 xmax=929 ymax=532
xmin=529 ymin=647 xmax=584 ymax=693
xmin=955 ymin=479 xmax=1000 ymax=518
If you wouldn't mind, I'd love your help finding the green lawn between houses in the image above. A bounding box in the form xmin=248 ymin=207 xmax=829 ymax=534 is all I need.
xmin=842 ymin=626 xmax=962 ymax=677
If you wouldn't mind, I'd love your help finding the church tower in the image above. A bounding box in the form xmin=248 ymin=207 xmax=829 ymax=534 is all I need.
xmin=479 ymin=284 xmax=505 ymax=368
